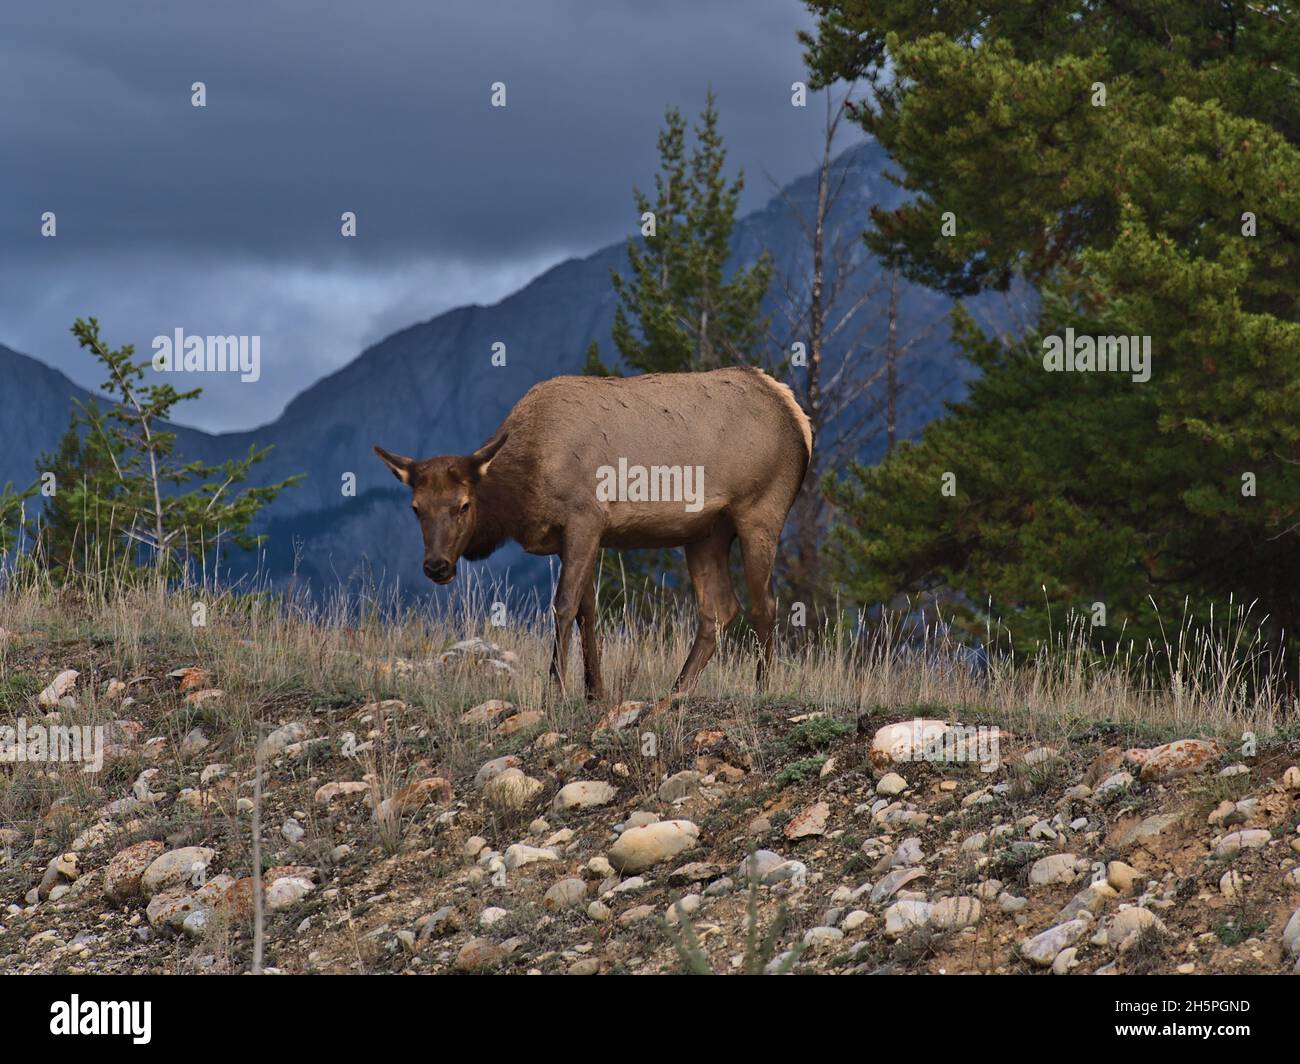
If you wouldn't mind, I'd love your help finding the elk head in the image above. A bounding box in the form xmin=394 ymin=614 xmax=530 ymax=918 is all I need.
xmin=373 ymin=436 xmax=508 ymax=584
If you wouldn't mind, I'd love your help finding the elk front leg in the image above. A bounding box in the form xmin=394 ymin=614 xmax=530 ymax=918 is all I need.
xmin=576 ymin=576 xmax=607 ymax=702
xmin=549 ymin=528 xmax=601 ymax=699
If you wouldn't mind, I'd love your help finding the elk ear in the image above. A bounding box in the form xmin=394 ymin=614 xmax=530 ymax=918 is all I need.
xmin=466 ymin=434 xmax=508 ymax=482
xmin=373 ymin=445 xmax=415 ymax=485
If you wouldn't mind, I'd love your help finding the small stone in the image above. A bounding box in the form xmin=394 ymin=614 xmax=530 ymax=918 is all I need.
xmin=141 ymin=847 xmax=216 ymax=896
xmin=658 ymin=771 xmax=702 ymax=802
xmin=784 ymin=801 xmax=830 ymax=840
xmin=1106 ymin=861 xmax=1140 ymax=894
xmin=543 ymin=878 xmax=588 ymax=910
xmin=875 ymin=773 xmax=908 ymax=797
xmin=1021 ymin=918 xmax=1090 ymax=967
xmin=607 ymin=820 xmax=699 ymax=873
xmin=265 ymin=876 xmax=314 ymax=912
xmin=503 ymin=843 xmax=558 ymax=871
xmin=104 ymin=840 xmax=166 ymax=903
xmin=484 ymin=768 xmax=544 ymax=811
xmin=1028 ymin=853 xmax=1082 ymax=887
xmin=1213 ymin=829 xmax=1271 ymax=858
xmin=551 ymin=780 xmax=617 ymax=812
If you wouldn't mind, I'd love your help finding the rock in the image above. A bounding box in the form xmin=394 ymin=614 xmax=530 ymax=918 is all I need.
xmin=455 ymin=937 xmax=507 ymax=971
xmin=1219 ymin=870 xmax=1247 ymax=900
xmin=607 ymin=820 xmax=700 ymax=873
xmin=474 ymin=755 xmax=523 ymax=789
xmin=1213 ymin=829 xmax=1271 ymax=858
xmin=568 ymin=958 xmax=600 ymax=975
xmin=378 ymin=777 xmax=453 ymax=818
xmin=592 ymin=701 xmax=648 ymax=735
xmin=1105 ymin=861 xmax=1141 ymax=894
xmin=665 ymin=894 xmax=702 ymax=925
xmin=184 ymin=688 xmax=224 ymax=706
xmin=875 ymin=772 xmax=908 ymax=797
xmin=762 ymin=860 xmax=808 ymax=886
xmin=179 ymin=727 xmax=209 ymax=759
xmin=145 ymin=887 xmax=201 ymax=931
xmin=1052 ymin=947 xmax=1078 ymax=975
xmin=998 ymin=892 xmax=1028 ymax=913
xmin=884 ymin=900 xmax=934 ymax=937
xmin=617 ymin=904 xmax=656 ymax=927
xmin=479 ymin=906 xmax=510 ymax=928
xmin=1021 ymin=918 xmax=1090 ymax=967
xmin=551 ymin=780 xmax=617 ymax=812
xmin=104 ymin=840 xmax=166 ymax=903
xmin=625 ymin=811 xmax=660 ymax=829
xmin=802 ymin=926 xmax=844 ymax=949
xmin=495 ymin=710 xmax=544 ymax=736
xmin=503 ymin=844 xmax=558 ymax=871
xmin=315 ymin=781 xmax=370 ymax=805
xmin=1109 ymin=812 xmax=1183 ymax=851
xmin=264 ymin=875 xmax=314 ymax=912
xmin=141 ymin=847 xmax=216 ymax=896
xmin=281 ymin=818 xmax=305 ymax=844
xmin=258 ymin=722 xmax=310 ymax=759
xmin=932 ymin=896 xmax=982 ymax=931
xmin=1028 ymin=853 xmax=1083 ymax=887
xmin=1282 ymin=766 xmax=1300 ymax=792
xmin=890 ymin=837 xmax=924 ymax=867
xmin=1136 ymin=738 xmax=1225 ymax=782
xmin=784 ymin=801 xmax=830 ymax=840
xmin=587 ymin=901 xmax=612 ymax=922
xmin=869 ymin=719 xmax=951 ymax=768
xmin=737 ymin=850 xmax=785 ymax=882
xmin=1099 ymin=907 xmax=1166 ymax=951
xmin=459 ymin=699 xmax=515 ymax=726
xmin=38 ymin=669 xmax=79 ymax=707
xmin=1058 ymin=881 xmax=1117 ymax=920
xmin=1094 ymin=771 xmax=1133 ymax=801
xmin=669 ymin=862 xmax=723 ymax=886
xmin=484 ymin=768 xmax=544 ymax=811
xmin=1282 ymin=906 xmax=1300 ymax=956
xmin=871 ymin=866 xmax=927 ymax=903
xmin=843 ymin=910 xmax=869 ymax=931
xmin=544 ymin=878 xmax=588 ymax=910
xmin=658 ymin=771 xmax=702 ymax=802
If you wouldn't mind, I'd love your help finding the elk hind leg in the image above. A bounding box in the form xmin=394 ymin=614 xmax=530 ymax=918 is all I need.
xmin=669 ymin=527 xmax=740 ymax=698
xmin=737 ymin=524 xmax=779 ymax=693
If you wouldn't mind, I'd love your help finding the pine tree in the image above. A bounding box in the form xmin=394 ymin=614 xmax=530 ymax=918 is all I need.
xmin=34 ymin=318 xmax=303 ymax=578
xmin=589 ymin=93 xmax=772 ymax=375
xmin=804 ymin=2 xmax=1300 ymax=648
xmin=589 ymin=96 xmax=773 ymax=611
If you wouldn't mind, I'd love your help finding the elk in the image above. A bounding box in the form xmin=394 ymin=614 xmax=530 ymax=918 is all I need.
xmin=374 ymin=367 xmax=812 ymax=705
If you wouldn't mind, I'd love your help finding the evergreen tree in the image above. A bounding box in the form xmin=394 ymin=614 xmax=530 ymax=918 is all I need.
xmin=35 ymin=318 xmax=302 ymax=578
xmin=803 ymin=2 xmax=1300 ymax=647
xmin=589 ymin=96 xmax=774 ymax=612
xmin=589 ymin=93 xmax=772 ymax=375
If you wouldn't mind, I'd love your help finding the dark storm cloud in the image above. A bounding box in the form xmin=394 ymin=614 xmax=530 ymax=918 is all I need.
xmin=1 ymin=0 xmax=835 ymax=429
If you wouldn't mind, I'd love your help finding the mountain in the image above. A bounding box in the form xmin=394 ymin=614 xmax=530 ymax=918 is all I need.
xmin=0 ymin=140 xmax=1032 ymax=599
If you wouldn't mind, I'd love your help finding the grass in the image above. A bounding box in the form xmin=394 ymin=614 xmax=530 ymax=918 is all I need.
xmin=0 ymin=559 xmax=1295 ymax=852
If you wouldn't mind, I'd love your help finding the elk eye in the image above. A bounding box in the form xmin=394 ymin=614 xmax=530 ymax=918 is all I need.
xmin=459 ymin=500 xmax=471 ymax=515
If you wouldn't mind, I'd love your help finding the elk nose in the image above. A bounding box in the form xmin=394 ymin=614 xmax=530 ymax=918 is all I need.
xmin=424 ymin=558 xmax=452 ymax=582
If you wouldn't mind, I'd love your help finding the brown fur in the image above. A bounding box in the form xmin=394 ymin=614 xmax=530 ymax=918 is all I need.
xmin=375 ymin=366 xmax=812 ymax=701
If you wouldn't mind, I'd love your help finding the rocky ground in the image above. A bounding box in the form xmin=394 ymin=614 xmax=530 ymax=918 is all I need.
xmin=2 ymin=634 xmax=1300 ymax=976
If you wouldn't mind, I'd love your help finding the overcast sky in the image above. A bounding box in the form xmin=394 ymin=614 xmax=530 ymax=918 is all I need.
xmin=1 ymin=0 xmax=850 ymax=432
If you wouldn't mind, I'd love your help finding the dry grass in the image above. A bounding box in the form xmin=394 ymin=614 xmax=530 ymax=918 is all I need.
xmin=0 ymin=562 xmax=1294 ymax=797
